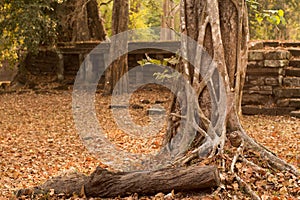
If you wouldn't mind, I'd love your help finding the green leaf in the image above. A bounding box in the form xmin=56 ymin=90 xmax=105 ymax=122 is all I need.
xmin=255 ymin=13 xmax=264 ymax=24
xmin=275 ymin=16 xmax=281 ymax=25
xmin=280 ymin=17 xmax=287 ymax=25
xmin=278 ymin=9 xmax=284 ymax=17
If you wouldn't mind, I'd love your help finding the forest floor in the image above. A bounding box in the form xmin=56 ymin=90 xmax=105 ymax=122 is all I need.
xmin=0 ymin=85 xmax=299 ymax=199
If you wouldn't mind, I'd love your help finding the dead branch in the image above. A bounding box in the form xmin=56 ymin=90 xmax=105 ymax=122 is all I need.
xmin=17 ymin=165 xmax=220 ymax=198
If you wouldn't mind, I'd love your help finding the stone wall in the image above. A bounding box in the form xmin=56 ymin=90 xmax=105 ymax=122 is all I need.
xmin=19 ymin=40 xmax=300 ymax=117
xmin=242 ymin=41 xmax=300 ymax=117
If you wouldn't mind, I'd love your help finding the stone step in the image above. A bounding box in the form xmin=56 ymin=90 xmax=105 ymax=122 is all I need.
xmin=283 ymin=77 xmax=300 ymax=87
xmin=276 ymin=98 xmax=300 ymax=108
xmin=282 ymin=42 xmax=300 ymax=48
xmin=288 ymin=48 xmax=300 ymax=57
xmin=147 ymin=108 xmax=166 ymax=115
xmin=246 ymin=67 xmax=282 ymax=76
xmin=289 ymin=59 xmax=300 ymax=68
xmin=0 ymin=81 xmax=10 ymax=89
xmin=242 ymin=105 xmax=294 ymax=116
xmin=263 ymin=41 xmax=280 ymax=48
xmin=274 ymin=88 xmax=300 ymax=98
xmin=290 ymin=110 xmax=300 ymax=118
xmin=290 ymin=99 xmax=300 ymax=108
xmin=285 ymin=67 xmax=300 ymax=77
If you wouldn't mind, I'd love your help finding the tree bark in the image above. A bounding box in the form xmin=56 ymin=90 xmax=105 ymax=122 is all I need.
xmin=166 ymin=0 xmax=299 ymax=176
xmin=103 ymin=0 xmax=129 ymax=95
xmin=87 ymin=0 xmax=107 ymax=41
xmin=17 ymin=165 xmax=220 ymax=198
xmin=161 ymin=0 xmax=179 ymax=40
xmin=55 ymin=0 xmax=107 ymax=42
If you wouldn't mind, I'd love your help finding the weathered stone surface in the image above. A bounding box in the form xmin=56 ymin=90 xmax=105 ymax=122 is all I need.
xmin=248 ymin=41 xmax=264 ymax=50
xmin=242 ymin=94 xmax=273 ymax=105
xmin=288 ymin=48 xmax=300 ymax=57
xmin=248 ymin=51 xmax=264 ymax=61
xmin=283 ymin=77 xmax=300 ymax=87
xmin=246 ymin=67 xmax=282 ymax=76
xmin=242 ymin=105 xmax=294 ymax=116
xmin=247 ymin=61 xmax=264 ymax=68
xmin=263 ymin=41 xmax=280 ymax=47
xmin=247 ymin=76 xmax=265 ymax=85
xmin=147 ymin=108 xmax=166 ymax=115
xmin=274 ymin=88 xmax=300 ymax=98
xmin=290 ymin=110 xmax=300 ymax=118
xmin=285 ymin=67 xmax=300 ymax=77
xmin=276 ymin=99 xmax=290 ymax=107
xmin=265 ymin=77 xmax=279 ymax=86
xmin=290 ymin=59 xmax=300 ymax=68
xmin=247 ymin=86 xmax=273 ymax=95
xmin=264 ymin=50 xmax=290 ymax=60
xmin=281 ymin=42 xmax=300 ymax=48
xmin=264 ymin=60 xmax=289 ymax=68
xmin=109 ymin=105 xmax=129 ymax=109
xmin=290 ymin=99 xmax=300 ymax=108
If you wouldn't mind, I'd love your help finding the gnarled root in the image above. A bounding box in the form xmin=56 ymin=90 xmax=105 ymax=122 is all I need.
xmin=230 ymin=140 xmax=261 ymax=200
xmin=238 ymin=129 xmax=299 ymax=176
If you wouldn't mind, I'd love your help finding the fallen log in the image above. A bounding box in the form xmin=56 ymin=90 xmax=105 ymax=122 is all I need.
xmin=17 ymin=165 xmax=220 ymax=198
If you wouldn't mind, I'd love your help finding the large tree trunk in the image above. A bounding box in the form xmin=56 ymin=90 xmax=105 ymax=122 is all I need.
xmin=164 ymin=0 xmax=299 ymax=197
xmin=103 ymin=0 xmax=129 ymax=95
xmin=17 ymin=165 xmax=220 ymax=198
xmin=15 ymin=0 xmax=299 ymax=199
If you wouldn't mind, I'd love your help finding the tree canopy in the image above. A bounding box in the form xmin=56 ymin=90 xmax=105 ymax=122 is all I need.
xmin=1 ymin=0 xmax=299 ymax=67
xmin=247 ymin=0 xmax=300 ymax=40
xmin=0 ymin=0 xmax=60 ymax=66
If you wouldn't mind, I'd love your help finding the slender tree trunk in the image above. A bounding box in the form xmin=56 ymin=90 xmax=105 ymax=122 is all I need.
xmin=161 ymin=0 xmax=178 ymax=40
xmin=87 ymin=0 xmax=107 ymax=41
xmin=103 ymin=0 xmax=129 ymax=95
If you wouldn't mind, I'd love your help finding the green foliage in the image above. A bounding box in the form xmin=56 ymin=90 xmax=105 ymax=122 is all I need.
xmin=137 ymin=54 xmax=180 ymax=67
xmin=98 ymin=0 xmax=113 ymax=36
xmin=153 ymin=69 xmax=180 ymax=81
xmin=282 ymin=0 xmax=300 ymax=40
xmin=247 ymin=0 xmax=300 ymax=40
xmin=0 ymin=0 xmax=61 ymax=67
xmin=99 ymin=0 xmax=162 ymax=40
xmin=138 ymin=54 xmax=180 ymax=81
xmin=129 ymin=0 xmax=161 ymax=41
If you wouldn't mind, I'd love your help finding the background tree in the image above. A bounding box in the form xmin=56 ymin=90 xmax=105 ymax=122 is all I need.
xmin=128 ymin=0 xmax=162 ymax=40
xmin=55 ymin=0 xmax=107 ymax=42
xmin=0 ymin=0 xmax=58 ymax=66
xmin=160 ymin=0 xmax=180 ymax=40
xmin=103 ymin=0 xmax=129 ymax=95
xmin=0 ymin=0 xmax=106 ymax=64
xmin=0 ymin=0 xmax=107 ymax=85
xmin=247 ymin=0 xmax=300 ymax=40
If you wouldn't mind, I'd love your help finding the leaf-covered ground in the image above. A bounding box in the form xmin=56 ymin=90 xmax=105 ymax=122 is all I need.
xmin=0 ymin=86 xmax=299 ymax=199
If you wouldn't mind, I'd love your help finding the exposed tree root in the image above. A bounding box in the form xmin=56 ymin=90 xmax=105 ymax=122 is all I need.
xmin=239 ymin=129 xmax=299 ymax=176
xmin=228 ymin=114 xmax=299 ymax=176
xmin=230 ymin=140 xmax=261 ymax=200
xmin=239 ymin=156 xmax=268 ymax=173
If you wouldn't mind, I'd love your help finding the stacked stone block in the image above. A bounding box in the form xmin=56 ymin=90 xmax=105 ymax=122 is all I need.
xmin=242 ymin=41 xmax=300 ymax=117
xmin=19 ymin=40 xmax=300 ymax=117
